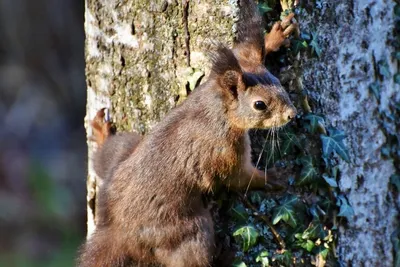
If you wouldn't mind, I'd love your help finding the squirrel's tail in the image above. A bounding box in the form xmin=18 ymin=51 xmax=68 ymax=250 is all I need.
xmin=91 ymin=108 xmax=142 ymax=180
xmin=77 ymin=229 xmax=128 ymax=267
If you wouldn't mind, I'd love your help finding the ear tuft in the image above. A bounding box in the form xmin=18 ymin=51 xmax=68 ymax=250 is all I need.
xmin=210 ymin=46 xmax=243 ymax=96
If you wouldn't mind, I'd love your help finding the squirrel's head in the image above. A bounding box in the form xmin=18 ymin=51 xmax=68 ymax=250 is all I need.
xmin=208 ymin=0 xmax=296 ymax=130
xmin=210 ymin=46 xmax=296 ymax=130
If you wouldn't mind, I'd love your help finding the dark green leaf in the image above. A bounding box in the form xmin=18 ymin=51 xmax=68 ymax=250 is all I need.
xmin=258 ymin=3 xmax=273 ymax=13
xmin=369 ymin=82 xmax=380 ymax=100
xmin=256 ymin=251 xmax=269 ymax=267
xmin=275 ymin=250 xmax=292 ymax=266
xmin=310 ymin=32 xmax=321 ymax=57
xmin=320 ymin=128 xmax=350 ymax=162
xmin=302 ymin=221 xmax=326 ymax=240
xmin=336 ymin=195 xmax=354 ymax=220
xmin=230 ymin=204 xmax=248 ymax=223
xmin=322 ymin=173 xmax=338 ymax=187
xmin=390 ymin=174 xmax=400 ymax=191
xmin=233 ymin=226 xmax=259 ymax=252
xmin=297 ymin=156 xmax=318 ymax=186
xmin=378 ymin=60 xmax=391 ymax=79
xmin=394 ymin=73 xmax=400 ymax=84
xmin=272 ymin=195 xmax=299 ymax=228
xmin=303 ymin=113 xmax=325 ymax=133
xmin=281 ymin=132 xmax=301 ymax=155
xmin=291 ymin=39 xmax=308 ymax=55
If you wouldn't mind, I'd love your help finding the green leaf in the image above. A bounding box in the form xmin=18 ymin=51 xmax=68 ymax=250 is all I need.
xmin=233 ymin=226 xmax=259 ymax=252
xmin=281 ymin=132 xmax=301 ymax=155
xmin=303 ymin=113 xmax=325 ymax=133
xmin=337 ymin=195 xmax=354 ymax=220
xmin=390 ymin=174 xmax=400 ymax=191
xmin=378 ymin=60 xmax=391 ymax=79
xmin=320 ymin=128 xmax=350 ymax=162
xmin=291 ymin=39 xmax=308 ymax=55
xmin=369 ymin=82 xmax=380 ymax=100
xmin=275 ymin=250 xmax=292 ymax=266
xmin=256 ymin=251 xmax=269 ymax=267
xmin=302 ymin=221 xmax=326 ymax=240
xmin=297 ymin=156 xmax=318 ymax=186
xmin=232 ymin=259 xmax=247 ymax=267
xmin=310 ymin=32 xmax=322 ymax=57
xmin=301 ymin=239 xmax=315 ymax=252
xmin=322 ymin=173 xmax=338 ymax=187
xmin=258 ymin=3 xmax=273 ymax=13
xmin=230 ymin=204 xmax=249 ymax=223
xmin=272 ymin=195 xmax=299 ymax=228
xmin=394 ymin=73 xmax=400 ymax=84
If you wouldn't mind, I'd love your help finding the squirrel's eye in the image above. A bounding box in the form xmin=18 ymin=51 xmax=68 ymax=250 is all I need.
xmin=253 ymin=101 xmax=267 ymax=111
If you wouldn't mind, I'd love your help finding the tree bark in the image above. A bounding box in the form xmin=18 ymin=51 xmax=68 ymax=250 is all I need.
xmin=298 ymin=1 xmax=399 ymax=265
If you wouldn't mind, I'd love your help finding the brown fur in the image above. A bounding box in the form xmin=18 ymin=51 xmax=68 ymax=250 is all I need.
xmin=78 ymin=1 xmax=297 ymax=266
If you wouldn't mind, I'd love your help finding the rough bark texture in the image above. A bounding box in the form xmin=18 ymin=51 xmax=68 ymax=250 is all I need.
xmin=84 ymin=0 xmax=400 ymax=265
xmin=84 ymin=0 xmax=235 ymax=237
xmin=299 ymin=1 xmax=399 ymax=265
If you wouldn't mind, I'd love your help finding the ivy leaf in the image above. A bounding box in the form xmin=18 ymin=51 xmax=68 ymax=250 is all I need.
xmin=390 ymin=174 xmax=400 ymax=191
xmin=230 ymin=203 xmax=248 ymax=224
xmin=301 ymin=239 xmax=315 ymax=252
xmin=378 ymin=60 xmax=391 ymax=79
xmin=232 ymin=259 xmax=247 ymax=267
xmin=275 ymin=250 xmax=292 ymax=266
xmin=281 ymin=132 xmax=301 ymax=155
xmin=297 ymin=156 xmax=318 ymax=186
xmin=369 ymin=82 xmax=380 ymax=100
xmin=256 ymin=251 xmax=269 ymax=267
xmin=310 ymin=32 xmax=321 ymax=57
xmin=304 ymin=113 xmax=325 ymax=133
xmin=302 ymin=221 xmax=326 ymax=240
xmin=291 ymin=39 xmax=308 ymax=55
xmin=322 ymin=173 xmax=338 ymax=187
xmin=336 ymin=195 xmax=354 ymax=220
xmin=258 ymin=3 xmax=273 ymax=13
xmin=320 ymin=128 xmax=350 ymax=162
xmin=394 ymin=73 xmax=400 ymax=84
xmin=233 ymin=226 xmax=259 ymax=252
xmin=272 ymin=195 xmax=299 ymax=228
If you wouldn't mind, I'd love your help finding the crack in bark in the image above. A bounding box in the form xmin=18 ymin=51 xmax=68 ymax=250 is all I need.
xmin=182 ymin=0 xmax=190 ymax=67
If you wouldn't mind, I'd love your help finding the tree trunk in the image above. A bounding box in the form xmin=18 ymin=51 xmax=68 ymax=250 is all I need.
xmin=84 ymin=0 xmax=400 ymax=265
xmin=298 ymin=1 xmax=400 ymax=265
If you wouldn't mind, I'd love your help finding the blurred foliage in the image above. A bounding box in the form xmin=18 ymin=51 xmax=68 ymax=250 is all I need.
xmin=0 ymin=0 xmax=86 ymax=266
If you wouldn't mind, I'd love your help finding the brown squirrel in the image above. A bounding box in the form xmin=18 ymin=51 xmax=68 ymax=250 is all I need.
xmin=78 ymin=1 xmax=297 ymax=266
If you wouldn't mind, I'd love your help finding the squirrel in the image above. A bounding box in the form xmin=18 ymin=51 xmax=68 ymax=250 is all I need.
xmin=78 ymin=1 xmax=297 ymax=266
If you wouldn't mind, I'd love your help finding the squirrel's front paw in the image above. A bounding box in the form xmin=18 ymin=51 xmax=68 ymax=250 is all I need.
xmin=264 ymin=13 xmax=299 ymax=53
xmin=264 ymin=168 xmax=287 ymax=192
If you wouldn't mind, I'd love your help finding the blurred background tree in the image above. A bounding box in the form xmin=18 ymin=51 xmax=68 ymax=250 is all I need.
xmin=0 ymin=0 xmax=86 ymax=266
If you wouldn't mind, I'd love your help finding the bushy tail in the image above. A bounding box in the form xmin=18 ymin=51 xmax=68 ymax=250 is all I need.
xmin=91 ymin=109 xmax=142 ymax=180
xmin=77 ymin=230 xmax=128 ymax=267
xmin=235 ymin=0 xmax=264 ymax=49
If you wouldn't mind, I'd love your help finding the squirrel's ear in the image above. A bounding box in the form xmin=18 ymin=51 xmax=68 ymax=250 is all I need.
xmin=210 ymin=46 xmax=244 ymax=96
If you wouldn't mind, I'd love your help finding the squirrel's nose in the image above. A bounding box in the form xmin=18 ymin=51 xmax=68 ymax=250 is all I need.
xmin=284 ymin=107 xmax=297 ymax=121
